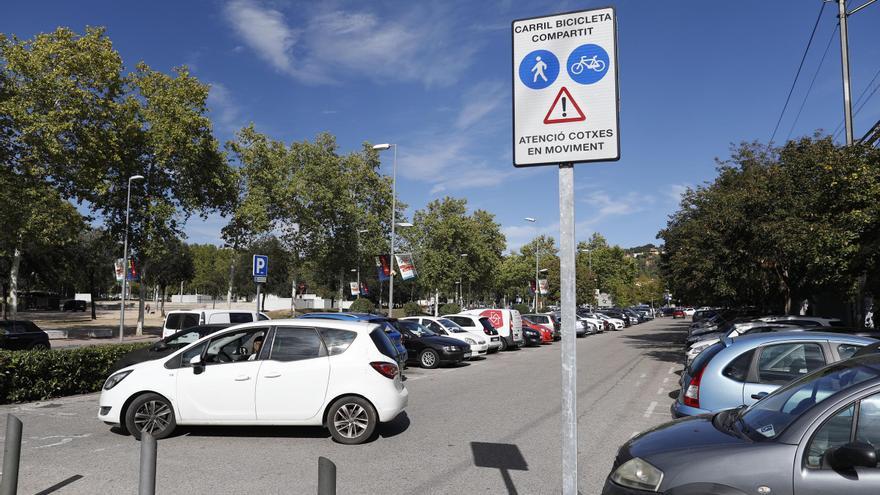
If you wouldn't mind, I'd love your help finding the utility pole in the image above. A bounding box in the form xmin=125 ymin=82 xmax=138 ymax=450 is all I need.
xmin=838 ymin=0 xmax=854 ymax=145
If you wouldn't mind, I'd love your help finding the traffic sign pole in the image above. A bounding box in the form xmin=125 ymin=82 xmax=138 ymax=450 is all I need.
xmin=559 ymin=163 xmax=577 ymax=494
xmin=255 ymin=283 xmax=261 ymax=313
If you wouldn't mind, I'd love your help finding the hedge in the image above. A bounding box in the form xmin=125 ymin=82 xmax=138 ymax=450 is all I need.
xmin=0 ymin=343 xmax=150 ymax=404
xmin=403 ymin=301 xmax=423 ymax=316
xmin=349 ymin=298 xmax=376 ymax=313
xmin=513 ymin=303 xmax=530 ymax=315
xmin=438 ymin=303 xmax=460 ymax=315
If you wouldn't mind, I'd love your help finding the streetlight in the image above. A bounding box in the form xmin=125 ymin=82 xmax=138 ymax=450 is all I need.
xmin=119 ymin=174 xmax=145 ymax=343
xmin=524 ymin=217 xmax=540 ymax=312
xmin=373 ymin=143 xmax=398 ymax=315
xmin=355 ymin=229 xmax=368 ymax=300
xmin=459 ymin=253 xmax=468 ymax=307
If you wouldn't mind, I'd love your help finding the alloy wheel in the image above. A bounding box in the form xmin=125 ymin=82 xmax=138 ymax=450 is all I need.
xmin=421 ymin=352 xmax=437 ymax=367
xmin=333 ymin=403 xmax=369 ymax=439
xmin=133 ymin=400 xmax=172 ymax=435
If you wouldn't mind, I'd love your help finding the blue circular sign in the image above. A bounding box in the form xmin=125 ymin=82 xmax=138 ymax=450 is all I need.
xmin=566 ymin=44 xmax=610 ymax=85
xmin=519 ymin=50 xmax=559 ymax=90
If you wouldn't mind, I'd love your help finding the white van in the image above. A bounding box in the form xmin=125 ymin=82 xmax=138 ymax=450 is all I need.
xmin=442 ymin=314 xmax=503 ymax=352
xmin=460 ymin=309 xmax=523 ymax=351
xmin=162 ymin=310 xmax=270 ymax=338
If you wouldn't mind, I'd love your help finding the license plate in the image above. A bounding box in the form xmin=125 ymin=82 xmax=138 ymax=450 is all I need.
xmin=491 ymin=337 xmax=500 ymax=342
xmin=464 ymin=352 xmax=472 ymax=358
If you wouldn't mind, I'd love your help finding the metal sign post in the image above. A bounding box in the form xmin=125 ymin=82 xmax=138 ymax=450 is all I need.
xmin=512 ymin=8 xmax=619 ymax=494
xmin=252 ymin=255 xmax=268 ymax=313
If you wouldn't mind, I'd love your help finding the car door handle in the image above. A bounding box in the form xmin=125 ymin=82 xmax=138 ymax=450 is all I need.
xmin=234 ymin=375 xmax=251 ymax=381
xmin=751 ymin=392 xmax=769 ymax=400
xmin=263 ymin=373 xmax=281 ymax=378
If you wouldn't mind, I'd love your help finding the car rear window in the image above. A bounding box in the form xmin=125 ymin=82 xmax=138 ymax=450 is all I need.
xmin=689 ymin=342 xmax=725 ymax=375
xmin=165 ymin=313 xmax=183 ymax=329
xmin=229 ymin=313 xmax=253 ymax=324
xmin=270 ymin=327 xmax=326 ymax=362
xmin=479 ymin=318 xmax=496 ymax=334
xmin=369 ymin=328 xmax=399 ymax=360
xmin=723 ymin=349 xmax=755 ymax=382
xmin=319 ymin=328 xmax=357 ymax=356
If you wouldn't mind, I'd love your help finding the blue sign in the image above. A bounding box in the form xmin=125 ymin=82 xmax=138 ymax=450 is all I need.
xmin=518 ymin=49 xmax=559 ymax=90
xmin=566 ymin=44 xmax=609 ymax=85
xmin=252 ymin=255 xmax=268 ymax=278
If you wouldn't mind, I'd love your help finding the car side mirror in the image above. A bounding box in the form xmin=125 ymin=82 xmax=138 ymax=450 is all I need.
xmin=751 ymin=392 xmax=769 ymax=400
xmin=829 ymin=442 xmax=878 ymax=471
xmin=189 ymin=355 xmax=204 ymax=373
xmin=153 ymin=341 xmax=169 ymax=351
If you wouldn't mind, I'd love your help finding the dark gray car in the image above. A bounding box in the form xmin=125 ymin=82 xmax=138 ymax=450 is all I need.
xmin=603 ymin=354 xmax=880 ymax=494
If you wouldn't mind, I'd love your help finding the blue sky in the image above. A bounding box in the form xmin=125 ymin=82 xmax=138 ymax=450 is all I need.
xmin=4 ymin=1 xmax=880 ymax=253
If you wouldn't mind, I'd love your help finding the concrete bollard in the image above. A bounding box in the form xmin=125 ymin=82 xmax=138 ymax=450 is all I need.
xmin=317 ymin=456 xmax=336 ymax=495
xmin=139 ymin=433 xmax=157 ymax=495
xmin=0 ymin=414 xmax=22 ymax=495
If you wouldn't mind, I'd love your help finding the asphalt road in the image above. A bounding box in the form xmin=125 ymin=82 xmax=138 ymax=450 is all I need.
xmin=0 ymin=317 xmax=688 ymax=494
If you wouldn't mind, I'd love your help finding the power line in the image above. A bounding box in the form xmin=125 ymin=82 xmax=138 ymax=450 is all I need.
xmin=786 ymin=24 xmax=838 ymax=141
xmin=833 ymin=65 xmax=880 ymax=137
xmin=769 ymin=1 xmax=827 ymax=144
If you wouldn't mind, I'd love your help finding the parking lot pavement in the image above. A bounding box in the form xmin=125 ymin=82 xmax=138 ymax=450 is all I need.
xmin=0 ymin=317 xmax=688 ymax=494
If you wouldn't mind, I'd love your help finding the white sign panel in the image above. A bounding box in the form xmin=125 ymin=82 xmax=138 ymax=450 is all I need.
xmin=512 ymin=8 xmax=619 ymax=166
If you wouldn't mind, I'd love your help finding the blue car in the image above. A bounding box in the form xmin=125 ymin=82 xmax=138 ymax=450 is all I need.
xmin=297 ymin=313 xmax=407 ymax=365
xmin=672 ymin=331 xmax=876 ymax=418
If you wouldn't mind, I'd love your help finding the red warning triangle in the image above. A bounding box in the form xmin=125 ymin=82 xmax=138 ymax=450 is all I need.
xmin=543 ymin=86 xmax=585 ymax=124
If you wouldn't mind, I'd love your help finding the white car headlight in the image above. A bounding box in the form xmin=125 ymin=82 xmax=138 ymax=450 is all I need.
xmin=103 ymin=370 xmax=132 ymax=390
xmin=465 ymin=337 xmax=476 ymax=345
xmin=611 ymin=457 xmax=663 ymax=491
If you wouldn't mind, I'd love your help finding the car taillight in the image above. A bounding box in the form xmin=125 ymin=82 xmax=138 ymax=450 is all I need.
xmin=370 ymin=362 xmax=399 ymax=379
xmin=683 ymin=367 xmax=704 ymax=408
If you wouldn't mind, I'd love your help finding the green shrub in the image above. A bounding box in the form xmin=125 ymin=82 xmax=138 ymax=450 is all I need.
xmin=439 ymin=303 xmax=461 ymax=315
xmin=403 ymin=301 xmax=423 ymax=316
xmin=349 ymin=298 xmax=375 ymax=313
xmin=0 ymin=343 xmax=150 ymax=404
xmin=513 ymin=303 xmax=530 ymax=315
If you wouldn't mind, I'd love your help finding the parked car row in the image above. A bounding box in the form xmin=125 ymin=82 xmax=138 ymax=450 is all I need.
xmin=100 ymin=307 xmax=571 ymax=445
xmin=603 ymin=311 xmax=880 ymax=493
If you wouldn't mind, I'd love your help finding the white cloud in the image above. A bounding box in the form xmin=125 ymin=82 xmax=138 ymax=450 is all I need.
xmin=224 ymin=1 xmax=478 ymax=87
xmin=455 ymin=81 xmax=507 ymax=130
xmin=666 ymin=183 xmax=691 ymax=204
xmin=207 ymin=82 xmax=242 ymax=133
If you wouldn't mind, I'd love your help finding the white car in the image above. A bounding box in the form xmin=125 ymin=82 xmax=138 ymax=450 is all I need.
xmin=683 ymin=307 xmax=696 ymax=317
xmin=400 ymin=317 xmax=490 ymax=357
xmin=592 ymin=313 xmax=624 ymax=330
xmin=98 ymin=319 xmax=408 ymax=445
xmin=442 ymin=314 xmax=503 ymax=352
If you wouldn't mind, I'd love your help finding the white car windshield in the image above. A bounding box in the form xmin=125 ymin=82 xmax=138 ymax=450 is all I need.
xmin=438 ymin=319 xmax=467 ymax=332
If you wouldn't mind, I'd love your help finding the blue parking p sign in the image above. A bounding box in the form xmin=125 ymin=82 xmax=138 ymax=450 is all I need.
xmin=253 ymin=255 xmax=268 ymax=283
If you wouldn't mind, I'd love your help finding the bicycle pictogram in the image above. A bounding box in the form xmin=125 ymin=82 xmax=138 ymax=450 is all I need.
xmin=570 ymin=55 xmax=606 ymax=75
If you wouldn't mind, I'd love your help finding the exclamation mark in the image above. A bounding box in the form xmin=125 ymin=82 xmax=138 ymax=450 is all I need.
xmin=562 ymin=97 xmax=567 ymax=117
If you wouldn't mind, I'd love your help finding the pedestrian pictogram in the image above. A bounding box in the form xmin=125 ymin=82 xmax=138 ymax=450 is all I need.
xmin=518 ymin=49 xmax=559 ymax=90
xmin=543 ymin=87 xmax=585 ymax=124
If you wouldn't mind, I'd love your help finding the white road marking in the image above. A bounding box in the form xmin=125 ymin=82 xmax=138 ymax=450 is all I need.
xmin=656 ymin=387 xmax=664 ymax=395
xmin=663 ymin=377 xmax=669 ymax=383
xmin=643 ymin=401 xmax=658 ymax=418
xmin=32 ymin=434 xmax=90 ymax=449
xmin=639 ymin=373 xmax=647 ymax=378
xmin=668 ymin=366 xmax=677 ymax=374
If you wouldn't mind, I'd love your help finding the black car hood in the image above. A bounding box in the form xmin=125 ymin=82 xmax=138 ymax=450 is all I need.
xmin=620 ymin=414 xmax=747 ymax=463
xmin=112 ymin=346 xmax=176 ymax=372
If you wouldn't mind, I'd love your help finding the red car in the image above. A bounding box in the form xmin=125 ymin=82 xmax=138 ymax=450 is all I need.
xmin=672 ymin=309 xmax=686 ymax=319
xmin=522 ymin=320 xmax=553 ymax=343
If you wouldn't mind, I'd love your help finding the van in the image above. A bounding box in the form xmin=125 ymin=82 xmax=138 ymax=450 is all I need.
xmin=460 ymin=308 xmax=524 ymax=351
xmin=162 ymin=310 xmax=269 ymax=338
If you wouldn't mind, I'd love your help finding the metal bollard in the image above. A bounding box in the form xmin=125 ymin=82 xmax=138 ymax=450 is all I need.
xmin=0 ymin=414 xmax=22 ymax=495
xmin=317 ymin=456 xmax=336 ymax=495
xmin=139 ymin=433 xmax=157 ymax=495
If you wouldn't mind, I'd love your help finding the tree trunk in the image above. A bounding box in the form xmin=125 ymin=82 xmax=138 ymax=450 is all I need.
xmin=227 ymin=256 xmax=236 ymax=309
xmin=261 ymin=290 xmax=267 ymax=312
xmin=136 ymin=266 xmax=146 ymax=336
xmin=434 ymin=289 xmax=439 ymax=317
xmin=9 ymin=239 xmax=22 ymax=320
xmin=89 ymin=268 xmax=97 ymax=320
xmin=1 ymin=282 xmax=7 ymax=319
xmin=160 ymin=286 xmax=166 ymax=317
xmin=290 ymin=278 xmax=297 ymax=315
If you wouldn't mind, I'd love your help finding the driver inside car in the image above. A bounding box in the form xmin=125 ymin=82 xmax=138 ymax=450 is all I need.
xmin=248 ymin=334 xmax=265 ymax=361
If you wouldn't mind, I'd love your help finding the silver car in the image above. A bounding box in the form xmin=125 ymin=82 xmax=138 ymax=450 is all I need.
xmin=672 ymin=331 xmax=876 ymax=418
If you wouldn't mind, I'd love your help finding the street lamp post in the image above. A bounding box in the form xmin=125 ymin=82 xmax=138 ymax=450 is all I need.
xmin=373 ymin=144 xmax=397 ymax=315
xmin=459 ymin=253 xmax=468 ymax=308
xmin=525 ymin=218 xmax=539 ymax=311
xmin=356 ymin=229 xmax=368 ymax=298
xmin=119 ymin=174 xmax=145 ymax=343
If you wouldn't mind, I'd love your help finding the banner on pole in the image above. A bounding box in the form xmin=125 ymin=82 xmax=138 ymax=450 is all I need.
xmin=395 ymin=253 xmax=417 ymax=281
xmin=538 ymin=279 xmax=549 ymax=295
xmin=349 ymin=282 xmax=360 ymax=296
xmin=376 ymin=255 xmax=391 ymax=281
xmin=116 ymin=258 xmax=138 ymax=281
